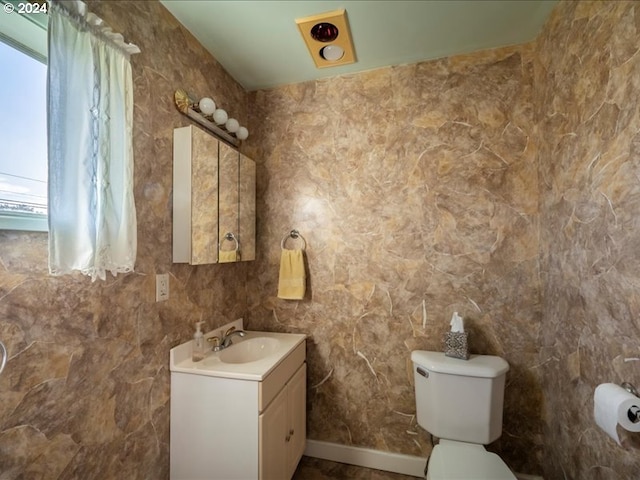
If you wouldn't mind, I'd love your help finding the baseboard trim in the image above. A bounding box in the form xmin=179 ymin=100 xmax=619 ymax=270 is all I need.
xmin=304 ymin=439 xmax=427 ymax=477
xmin=304 ymin=440 xmax=544 ymax=480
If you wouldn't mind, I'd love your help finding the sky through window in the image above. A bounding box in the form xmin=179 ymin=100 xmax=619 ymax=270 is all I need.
xmin=0 ymin=38 xmax=47 ymax=215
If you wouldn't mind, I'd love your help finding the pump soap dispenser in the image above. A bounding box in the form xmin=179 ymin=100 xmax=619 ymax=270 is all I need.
xmin=192 ymin=321 xmax=206 ymax=362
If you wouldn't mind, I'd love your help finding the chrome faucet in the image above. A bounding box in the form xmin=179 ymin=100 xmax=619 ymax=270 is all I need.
xmin=221 ymin=327 xmax=246 ymax=348
xmin=207 ymin=326 xmax=246 ymax=352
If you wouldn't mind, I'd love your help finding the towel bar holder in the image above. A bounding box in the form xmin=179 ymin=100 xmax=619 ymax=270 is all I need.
xmin=281 ymin=229 xmax=307 ymax=250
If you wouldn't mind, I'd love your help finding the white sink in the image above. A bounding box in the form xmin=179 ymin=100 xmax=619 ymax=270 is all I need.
xmin=220 ymin=337 xmax=281 ymax=364
xmin=169 ymin=322 xmax=306 ymax=381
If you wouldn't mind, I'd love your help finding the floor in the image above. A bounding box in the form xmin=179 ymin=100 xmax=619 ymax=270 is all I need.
xmin=293 ymin=456 xmax=422 ymax=480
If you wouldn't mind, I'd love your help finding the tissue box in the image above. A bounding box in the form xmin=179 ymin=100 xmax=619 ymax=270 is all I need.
xmin=444 ymin=332 xmax=469 ymax=360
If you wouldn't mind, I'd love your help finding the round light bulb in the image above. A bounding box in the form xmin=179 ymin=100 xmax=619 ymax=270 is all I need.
xmin=225 ymin=118 xmax=239 ymax=133
xmin=320 ymin=45 xmax=345 ymax=62
xmin=311 ymin=22 xmax=339 ymax=43
xmin=198 ymin=97 xmax=216 ymax=115
xmin=213 ymin=108 xmax=228 ymax=125
xmin=236 ymin=126 xmax=249 ymax=140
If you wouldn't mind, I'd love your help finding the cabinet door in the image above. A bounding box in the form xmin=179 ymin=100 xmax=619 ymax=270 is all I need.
xmin=173 ymin=125 xmax=220 ymax=264
xmin=287 ymin=363 xmax=307 ymax=479
xmin=239 ymin=153 xmax=256 ymax=261
xmin=259 ymin=386 xmax=288 ymax=480
xmin=191 ymin=128 xmax=220 ymax=264
xmin=218 ymin=142 xmax=240 ymax=256
xmin=217 ymin=145 xmax=256 ymax=262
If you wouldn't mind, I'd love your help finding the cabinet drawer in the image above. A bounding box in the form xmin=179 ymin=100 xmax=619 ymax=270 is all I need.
xmin=259 ymin=341 xmax=305 ymax=412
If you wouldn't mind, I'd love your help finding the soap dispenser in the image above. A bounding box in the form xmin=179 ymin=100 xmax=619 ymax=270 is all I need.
xmin=192 ymin=321 xmax=206 ymax=362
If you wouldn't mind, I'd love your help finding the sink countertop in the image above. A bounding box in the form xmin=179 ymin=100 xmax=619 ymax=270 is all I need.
xmin=170 ymin=329 xmax=306 ymax=381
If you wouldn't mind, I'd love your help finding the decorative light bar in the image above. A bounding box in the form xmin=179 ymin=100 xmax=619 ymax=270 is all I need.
xmin=174 ymin=89 xmax=249 ymax=147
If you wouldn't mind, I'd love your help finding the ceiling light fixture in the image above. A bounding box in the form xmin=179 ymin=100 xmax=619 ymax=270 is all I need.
xmin=296 ymin=9 xmax=356 ymax=69
xmin=320 ymin=45 xmax=344 ymax=61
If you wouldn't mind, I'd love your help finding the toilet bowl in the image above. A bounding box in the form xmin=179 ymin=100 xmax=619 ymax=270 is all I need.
xmin=411 ymin=351 xmax=516 ymax=480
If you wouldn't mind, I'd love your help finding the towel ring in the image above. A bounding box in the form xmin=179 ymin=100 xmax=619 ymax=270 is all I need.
xmin=219 ymin=232 xmax=239 ymax=252
xmin=281 ymin=229 xmax=307 ymax=250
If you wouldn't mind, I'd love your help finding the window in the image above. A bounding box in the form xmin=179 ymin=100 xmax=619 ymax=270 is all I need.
xmin=0 ymin=1 xmax=48 ymax=231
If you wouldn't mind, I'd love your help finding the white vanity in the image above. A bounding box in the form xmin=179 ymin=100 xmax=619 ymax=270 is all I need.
xmin=169 ymin=320 xmax=307 ymax=480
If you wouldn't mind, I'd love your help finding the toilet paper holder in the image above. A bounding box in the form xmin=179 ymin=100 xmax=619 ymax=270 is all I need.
xmin=621 ymin=382 xmax=640 ymax=424
xmin=621 ymin=382 xmax=638 ymax=397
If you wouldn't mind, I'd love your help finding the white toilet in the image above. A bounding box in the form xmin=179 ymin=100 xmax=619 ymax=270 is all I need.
xmin=411 ymin=350 xmax=517 ymax=480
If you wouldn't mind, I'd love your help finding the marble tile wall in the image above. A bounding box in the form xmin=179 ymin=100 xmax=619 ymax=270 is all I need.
xmin=245 ymin=46 xmax=544 ymax=474
xmin=534 ymin=1 xmax=640 ymax=478
xmin=0 ymin=1 xmax=250 ymax=478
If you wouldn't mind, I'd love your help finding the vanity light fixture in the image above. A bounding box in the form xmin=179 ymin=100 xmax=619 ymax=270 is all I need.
xmin=296 ymin=9 xmax=356 ymax=68
xmin=174 ymin=89 xmax=248 ymax=147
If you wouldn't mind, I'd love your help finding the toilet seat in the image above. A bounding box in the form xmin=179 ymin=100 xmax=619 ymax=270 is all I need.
xmin=426 ymin=441 xmax=516 ymax=480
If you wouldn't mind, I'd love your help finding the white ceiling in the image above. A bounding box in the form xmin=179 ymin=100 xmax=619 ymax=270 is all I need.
xmin=160 ymin=0 xmax=558 ymax=92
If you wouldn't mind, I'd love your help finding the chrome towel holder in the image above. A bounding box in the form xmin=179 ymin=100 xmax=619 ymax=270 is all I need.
xmin=281 ymin=229 xmax=307 ymax=250
xmin=219 ymin=232 xmax=239 ymax=251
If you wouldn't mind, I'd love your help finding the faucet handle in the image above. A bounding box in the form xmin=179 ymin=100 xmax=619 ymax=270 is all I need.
xmin=224 ymin=326 xmax=236 ymax=337
xmin=207 ymin=336 xmax=221 ymax=351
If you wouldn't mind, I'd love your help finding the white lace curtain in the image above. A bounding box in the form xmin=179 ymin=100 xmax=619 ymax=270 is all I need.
xmin=48 ymin=0 xmax=140 ymax=281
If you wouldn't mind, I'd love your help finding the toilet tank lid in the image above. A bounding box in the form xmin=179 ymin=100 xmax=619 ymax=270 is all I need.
xmin=411 ymin=351 xmax=509 ymax=378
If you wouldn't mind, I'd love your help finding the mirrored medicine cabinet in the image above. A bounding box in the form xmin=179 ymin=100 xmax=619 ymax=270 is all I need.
xmin=173 ymin=125 xmax=256 ymax=264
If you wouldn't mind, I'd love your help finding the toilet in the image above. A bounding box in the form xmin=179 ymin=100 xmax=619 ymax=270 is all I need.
xmin=411 ymin=350 xmax=516 ymax=480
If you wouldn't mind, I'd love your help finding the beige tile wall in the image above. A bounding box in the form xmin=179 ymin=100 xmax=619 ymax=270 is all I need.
xmin=535 ymin=1 xmax=640 ymax=478
xmin=0 ymin=1 xmax=249 ymax=477
xmin=245 ymin=46 xmax=544 ymax=474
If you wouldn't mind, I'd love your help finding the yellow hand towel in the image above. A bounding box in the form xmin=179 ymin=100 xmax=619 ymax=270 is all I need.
xmin=218 ymin=250 xmax=238 ymax=263
xmin=277 ymin=249 xmax=306 ymax=300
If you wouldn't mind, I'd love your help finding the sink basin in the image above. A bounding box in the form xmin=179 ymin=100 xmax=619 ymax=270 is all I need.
xmin=220 ymin=337 xmax=281 ymax=364
xmin=169 ymin=324 xmax=306 ymax=381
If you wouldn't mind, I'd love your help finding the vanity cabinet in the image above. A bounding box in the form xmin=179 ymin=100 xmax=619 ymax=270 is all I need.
xmin=169 ymin=341 xmax=306 ymax=480
xmin=173 ymin=125 xmax=256 ymax=264
xmin=260 ymin=363 xmax=306 ymax=480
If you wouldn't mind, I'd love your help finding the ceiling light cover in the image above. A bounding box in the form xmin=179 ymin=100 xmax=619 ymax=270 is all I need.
xmin=311 ymin=22 xmax=339 ymax=42
xmin=320 ymin=45 xmax=344 ymax=61
xmin=296 ymin=9 xmax=356 ymax=69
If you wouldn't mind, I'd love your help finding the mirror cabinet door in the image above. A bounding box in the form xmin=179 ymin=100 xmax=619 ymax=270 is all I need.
xmin=191 ymin=130 xmax=220 ymax=264
xmin=239 ymin=153 xmax=256 ymax=261
xmin=218 ymin=142 xmax=240 ymax=259
xmin=173 ymin=125 xmax=220 ymax=265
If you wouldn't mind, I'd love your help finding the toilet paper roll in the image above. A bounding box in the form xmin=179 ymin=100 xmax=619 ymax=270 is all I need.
xmin=594 ymin=383 xmax=640 ymax=445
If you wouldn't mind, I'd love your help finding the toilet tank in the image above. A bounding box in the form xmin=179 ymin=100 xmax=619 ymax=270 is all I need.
xmin=411 ymin=351 xmax=509 ymax=444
